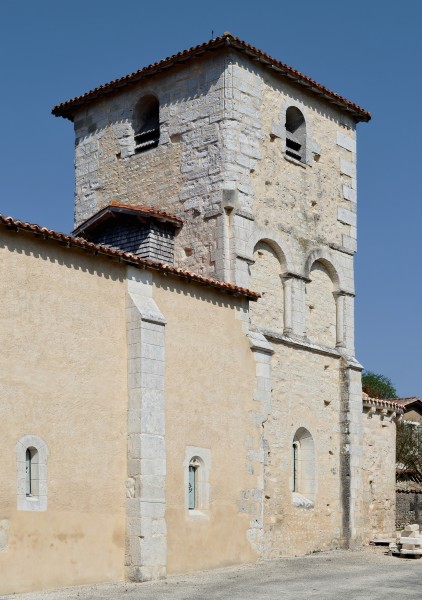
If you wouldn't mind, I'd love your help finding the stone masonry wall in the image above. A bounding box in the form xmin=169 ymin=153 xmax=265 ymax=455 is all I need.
xmin=361 ymin=407 xmax=397 ymax=541
xmin=306 ymin=262 xmax=337 ymax=347
xmin=69 ymin=46 xmax=368 ymax=558
xmin=263 ymin=343 xmax=343 ymax=557
xmin=72 ymin=50 xmax=358 ymax=294
xmin=73 ymin=52 xmax=231 ymax=277
xmin=249 ymin=241 xmax=284 ymax=334
xmin=396 ymin=491 xmax=422 ymax=529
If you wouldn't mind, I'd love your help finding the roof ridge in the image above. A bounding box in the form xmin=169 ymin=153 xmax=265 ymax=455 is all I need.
xmin=52 ymin=33 xmax=370 ymax=122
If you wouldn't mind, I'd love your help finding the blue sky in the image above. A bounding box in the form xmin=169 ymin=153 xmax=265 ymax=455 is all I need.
xmin=1 ymin=1 xmax=420 ymax=397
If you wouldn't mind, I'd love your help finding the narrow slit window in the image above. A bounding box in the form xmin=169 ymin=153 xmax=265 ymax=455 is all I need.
xmin=16 ymin=436 xmax=48 ymax=511
xmin=185 ymin=448 xmax=210 ymax=515
xmin=188 ymin=464 xmax=196 ymax=509
xmin=188 ymin=456 xmax=204 ymax=510
xmin=292 ymin=441 xmax=299 ymax=493
xmin=26 ymin=448 xmax=31 ymax=496
xmin=25 ymin=447 xmax=39 ymax=498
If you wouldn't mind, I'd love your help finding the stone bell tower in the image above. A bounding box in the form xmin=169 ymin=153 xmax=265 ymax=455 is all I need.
xmin=54 ymin=33 xmax=372 ymax=554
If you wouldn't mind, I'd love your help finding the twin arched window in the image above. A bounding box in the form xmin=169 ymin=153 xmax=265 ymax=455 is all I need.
xmin=133 ymin=94 xmax=160 ymax=154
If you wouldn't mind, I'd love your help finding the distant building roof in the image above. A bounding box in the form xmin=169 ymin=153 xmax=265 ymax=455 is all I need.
xmin=52 ymin=33 xmax=371 ymax=123
xmin=394 ymin=397 xmax=422 ymax=409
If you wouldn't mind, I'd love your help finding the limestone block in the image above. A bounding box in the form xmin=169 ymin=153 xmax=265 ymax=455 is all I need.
xmin=337 ymin=207 xmax=357 ymax=227
xmin=343 ymin=185 xmax=357 ymax=203
xmin=336 ymin=131 xmax=356 ymax=153
xmin=340 ymin=159 xmax=355 ymax=178
xmin=342 ymin=235 xmax=357 ymax=253
xmin=403 ymin=524 xmax=420 ymax=532
xmin=399 ymin=537 xmax=422 ymax=545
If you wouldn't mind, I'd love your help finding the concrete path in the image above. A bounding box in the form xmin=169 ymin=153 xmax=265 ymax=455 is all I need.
xmin=8 ymin=547 xmax=422 ymax=600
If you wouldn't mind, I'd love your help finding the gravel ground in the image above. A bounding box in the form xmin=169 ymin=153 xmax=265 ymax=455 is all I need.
xmin=5 ymin=546 xmax=422 ymax=600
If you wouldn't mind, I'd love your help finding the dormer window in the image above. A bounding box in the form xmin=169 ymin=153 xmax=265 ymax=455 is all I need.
xmin=285 ymin=107 xmax=306 ymax=163
xmin=73 ymin=203 xmax=183 ymax=265
xmin=134 ymin=95 xmax=160 ymax=154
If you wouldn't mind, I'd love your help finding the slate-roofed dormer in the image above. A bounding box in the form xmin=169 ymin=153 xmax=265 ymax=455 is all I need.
xmin=72 ymin=203 xmax=182 ymax=264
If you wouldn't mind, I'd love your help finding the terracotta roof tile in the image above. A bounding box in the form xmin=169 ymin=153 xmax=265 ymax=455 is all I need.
xmin=73 ymin=202 xmax=183 ymax=237
xmin=0 ymin=214 xmax=259 ymax=301
xmin=362 ymin=392 xmax=403 ymax=412
xmin=393 ymin=397 xmax=422 ymax=407
xmin=52 ymin=33 xmax=370 ymax=122
xmin=109 ymin=202 xmax=183 ymax=225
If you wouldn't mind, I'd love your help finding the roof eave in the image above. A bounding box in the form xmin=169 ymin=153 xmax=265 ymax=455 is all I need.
xmin=72 ymin=204 xmax=182 ymax=237
xmin=0 ymin=214 xmax=258 ymax=301
xmin=52 ymin=34 xmax=370 ymax=123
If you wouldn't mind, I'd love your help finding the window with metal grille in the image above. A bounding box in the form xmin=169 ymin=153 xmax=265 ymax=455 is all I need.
xmin=185 ymin=447 xmax=210 ymax=516
xmin=25 ymin=447 xmax=39 ymax=497
xmin=285 ymin=106 xmax=306 ymax=163
xmin=133 ymin=95 xmax=160 ymax=154
xmin=188 ymin=457 xmax=202 ymax=510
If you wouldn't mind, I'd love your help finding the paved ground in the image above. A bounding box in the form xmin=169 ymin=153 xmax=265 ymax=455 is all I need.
xmin=8 ymin=546 xmax=422 ymax=600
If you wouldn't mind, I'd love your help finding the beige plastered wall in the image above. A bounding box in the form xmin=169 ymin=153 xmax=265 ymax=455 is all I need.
xmin=361 ymin=408 xmax=397 ymax=541
xmin=0 ymin=232 xmax=127 ymax=595
xmin=264 ymin=343 xmax=343 ymax=556
xmin=151 ymin=273 xmax=259 ymax=574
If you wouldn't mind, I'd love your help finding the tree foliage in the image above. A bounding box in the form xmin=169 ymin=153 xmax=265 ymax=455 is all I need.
xmin=362 ymin=371 xmax=398 ymax=399
xmin=396 ymin=421 xmax=422 ymax=479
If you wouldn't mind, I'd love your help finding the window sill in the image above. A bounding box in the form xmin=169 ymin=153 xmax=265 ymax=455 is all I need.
xmin=17 ymin=494 xmax=47 ymax=512
xmin=292 ymin=492 xmax=314 ymax=509
xmin=187 ymin=509 xmax=209 ymax=520
xmin=284 ymin=154 xmax=307 ymax=169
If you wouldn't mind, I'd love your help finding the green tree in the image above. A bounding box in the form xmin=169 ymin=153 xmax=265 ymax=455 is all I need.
xmin=361 ymin=371 xmax=398 ymax=399
xmin=396 ymin=420 xmax=422 ymax=478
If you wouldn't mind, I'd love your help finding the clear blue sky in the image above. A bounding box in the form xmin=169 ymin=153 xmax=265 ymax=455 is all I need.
xmin=1 ymin=1 xmax=420 ymax=398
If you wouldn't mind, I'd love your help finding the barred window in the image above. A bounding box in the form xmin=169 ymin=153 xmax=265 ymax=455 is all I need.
xmin=133 ymin=95 xmax=160 ymax=154
xmin=285 ymin=106 xmax=306 ymax=163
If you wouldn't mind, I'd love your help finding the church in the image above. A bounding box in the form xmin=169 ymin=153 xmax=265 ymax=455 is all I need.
xmin=0 ymin=34 xmax=401 ymax=594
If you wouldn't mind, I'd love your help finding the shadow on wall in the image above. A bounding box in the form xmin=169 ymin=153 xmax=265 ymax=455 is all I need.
xmin=0 ymin=233 xmax=126 ymax=283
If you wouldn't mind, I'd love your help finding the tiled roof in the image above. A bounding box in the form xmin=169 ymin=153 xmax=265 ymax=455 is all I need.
xmin=0 ymin=214 xmax=259 ymax=300
xmin=393 ymin=397 xmax=422 ymax=408
xmin=73 ymin=202 xmax=183 ymax=237
xmin=52 ymin=33 xmax=370 ymax=122
xmin=362 ymin=392 xmax=403 ymax=412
